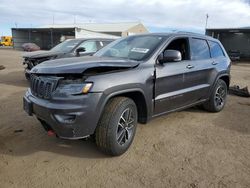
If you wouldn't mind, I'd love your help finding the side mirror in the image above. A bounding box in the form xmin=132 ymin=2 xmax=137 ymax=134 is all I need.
xmin=158 ymin=50 xmax=182 ymax=64
xmin=76 ymin=47 xmax=86 ymax=56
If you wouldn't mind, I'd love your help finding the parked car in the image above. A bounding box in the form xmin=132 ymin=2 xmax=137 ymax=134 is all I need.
xmin=228 ymin=50 xmax=240 ymax=61
xmin=23 ymin=33 xmax=231 ymax=156
xmin=22 ymin=43 xmax=41 ymax=52
xmin=22 ymin=38 xmax=114 ymax=79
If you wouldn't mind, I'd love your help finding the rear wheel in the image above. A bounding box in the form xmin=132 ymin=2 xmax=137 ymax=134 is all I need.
xmin=203 ymin=79 xmax=227 ymax=112
xmin=95 ymin=97 xmax=138 ymax=156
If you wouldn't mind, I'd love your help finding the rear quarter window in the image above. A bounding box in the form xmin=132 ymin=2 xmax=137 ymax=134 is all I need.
xmin=208 ymin=41 xmax=225 ymax=58
xmin=190 ymin=38 xmax=210 ymax=60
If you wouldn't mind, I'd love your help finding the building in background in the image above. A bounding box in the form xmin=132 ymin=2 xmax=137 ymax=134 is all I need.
xmin=206 ymin=27 xmax=250 ymax=60
xmin=12 ymin=22 xmax=148 ymax=50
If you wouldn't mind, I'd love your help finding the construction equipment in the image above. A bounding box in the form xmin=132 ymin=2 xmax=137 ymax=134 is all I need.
xmin=0 ymin=36 xmax=13 ymax=46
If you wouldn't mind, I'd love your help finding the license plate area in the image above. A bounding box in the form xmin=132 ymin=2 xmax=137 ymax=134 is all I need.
xmin=23 ymin=97 xmax=33 ymax=116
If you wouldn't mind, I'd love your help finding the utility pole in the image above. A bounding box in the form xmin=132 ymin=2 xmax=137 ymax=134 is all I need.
xmin=205 ymin=14 xmax=209 ymax=29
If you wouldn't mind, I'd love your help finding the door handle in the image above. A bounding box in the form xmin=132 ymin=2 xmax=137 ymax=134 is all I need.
xmin=186 ymin=65 xmax=194 ymax=69
xmin=212 ymin=61 xmax=218 ymax=65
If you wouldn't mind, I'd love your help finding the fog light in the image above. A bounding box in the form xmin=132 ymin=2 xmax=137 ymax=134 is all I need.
xmin=54 ymin=114 xmax=76 ymax=124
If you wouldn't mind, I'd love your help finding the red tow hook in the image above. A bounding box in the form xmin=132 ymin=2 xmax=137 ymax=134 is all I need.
xmin=47 ymin=130 xmax=56 ymax=136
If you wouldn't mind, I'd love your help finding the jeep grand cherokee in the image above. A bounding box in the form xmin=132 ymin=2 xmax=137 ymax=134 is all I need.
xmin=23 ymin=33 xmax=231 ymax=156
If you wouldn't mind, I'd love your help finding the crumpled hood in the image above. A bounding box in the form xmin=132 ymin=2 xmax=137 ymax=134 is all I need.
xmin=22 ymin=50 xmax=64 ymax=59
xmin=30 ymin=56 xmax=140 ymax=74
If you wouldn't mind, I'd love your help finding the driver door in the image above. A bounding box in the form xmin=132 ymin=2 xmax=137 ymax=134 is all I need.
xmin=154 ymin=37 xmax=191 ymax=115
xmin=75 ymin=40 xmax=98 ymax=56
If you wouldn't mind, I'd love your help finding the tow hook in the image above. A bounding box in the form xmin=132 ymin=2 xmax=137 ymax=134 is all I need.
xmin=47 ymin=130 xmax=56 ymax=136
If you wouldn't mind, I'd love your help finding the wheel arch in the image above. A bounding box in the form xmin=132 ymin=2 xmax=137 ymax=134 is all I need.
xmin=99 ymin=89 xmax=148 ymax=124
xmin=218 ymin=75 xmax=230 ymax=89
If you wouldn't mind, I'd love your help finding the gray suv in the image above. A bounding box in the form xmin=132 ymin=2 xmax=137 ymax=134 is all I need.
xmin=23 ymin=33 xmax=231 ymax=156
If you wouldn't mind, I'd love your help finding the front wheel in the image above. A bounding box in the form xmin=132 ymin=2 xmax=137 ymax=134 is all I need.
xmin=95 ymin=97 xmax=138 ymax=156
xmin=203 ymin=79 xmax=228 ymax=112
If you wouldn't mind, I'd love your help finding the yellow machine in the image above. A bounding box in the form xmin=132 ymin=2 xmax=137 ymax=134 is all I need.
xmin=0 ymin=36 xmax=13 ymax=46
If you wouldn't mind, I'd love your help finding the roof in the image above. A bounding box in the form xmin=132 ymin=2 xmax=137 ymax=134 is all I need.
xmin=130 ymin=32 xmax=216 ymax=40
xmin=39 ymin=22 xmax=143 ymax=32
xmin=206 ymin=26 xmax=250 ymax=31
xmin=12 ymin=28 xmax=74 ymax=31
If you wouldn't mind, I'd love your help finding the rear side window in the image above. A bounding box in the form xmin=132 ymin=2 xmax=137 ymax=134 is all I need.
xmin=190 ymin=38 xmax=210 ymax=60
xmin=208 ymin=41 xmax=225 ymax=58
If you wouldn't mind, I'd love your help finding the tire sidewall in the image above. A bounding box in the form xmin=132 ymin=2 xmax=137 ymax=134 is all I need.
xmin=108 ymin=99 xmax=138 ymax=155
xmin=212 ymin=79 xmax=228 ymax=112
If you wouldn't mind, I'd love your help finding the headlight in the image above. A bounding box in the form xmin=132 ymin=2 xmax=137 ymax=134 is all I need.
xmin=59 ymin=83 xmax=93 ymax=95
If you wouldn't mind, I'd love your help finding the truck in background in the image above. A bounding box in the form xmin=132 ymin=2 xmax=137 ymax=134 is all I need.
xmin=0 ymin=36 xmax=13 ymax=46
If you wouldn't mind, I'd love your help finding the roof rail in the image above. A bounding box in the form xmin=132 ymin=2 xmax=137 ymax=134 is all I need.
xmin=176 ymin=31 xmax=202 ymax=35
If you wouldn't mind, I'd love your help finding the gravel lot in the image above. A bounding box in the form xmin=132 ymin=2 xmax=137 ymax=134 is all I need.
xmin=0 ymin=49 xmax=249 ymax=188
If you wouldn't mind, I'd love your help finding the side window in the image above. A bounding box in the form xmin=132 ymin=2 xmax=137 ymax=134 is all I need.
xmin=190 ymin=38 xmax=210 ymax=60
xmin=165 ymin=38 xmax=190 ymax=60
xmin=77 ymin=41 xmax=97 ymax=53
xmin=208 ymin=41 xmax=225 ymax=58
xmin=97 ymin=41 xmax=112 ymax=50
xmin=101 ymin=40 xmax=112 ymax=47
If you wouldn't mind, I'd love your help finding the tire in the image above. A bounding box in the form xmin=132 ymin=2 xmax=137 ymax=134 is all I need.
xmin=203 ymin=79 xmax=228 ymax=112
xmin=95 ymin=97 xmax=138 ymax=156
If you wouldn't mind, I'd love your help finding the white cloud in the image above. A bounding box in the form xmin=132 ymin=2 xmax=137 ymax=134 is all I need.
xmin=0 ymin=0 xmax=250 ymax=34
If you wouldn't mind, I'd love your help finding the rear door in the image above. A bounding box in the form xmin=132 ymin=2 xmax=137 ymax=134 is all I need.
xmin=182 ymin=37 xmax=215 ymax=103
xmin=207 ymin=40 xmax=228 ymax=88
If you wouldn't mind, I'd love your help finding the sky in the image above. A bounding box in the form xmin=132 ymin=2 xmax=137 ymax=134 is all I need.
xmin=1 ymin=0 xmax=250 ymax=36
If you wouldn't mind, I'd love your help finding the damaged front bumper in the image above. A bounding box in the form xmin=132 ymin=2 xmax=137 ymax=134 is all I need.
xmin=24 ymin=68 xmax=31 ymax=79
xmin=23 ymin=60 xmax=34 ymax=80
xmin=23 ymin=89 xmax=103 ymax=139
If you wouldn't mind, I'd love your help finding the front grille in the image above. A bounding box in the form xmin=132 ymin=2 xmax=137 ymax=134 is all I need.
xmin=30 ymin=75 xmax=60 ymax=99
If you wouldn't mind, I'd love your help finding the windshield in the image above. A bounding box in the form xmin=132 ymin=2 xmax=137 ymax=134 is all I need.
xmin=94 ymin=35 xmax=166 ymax=61
xmin=50 ymin=39 xmax=82 ymax=53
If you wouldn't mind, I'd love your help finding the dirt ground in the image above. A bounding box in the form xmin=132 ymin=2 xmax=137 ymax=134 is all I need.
xmin=0 ymin=49 xmax=249 ymax=188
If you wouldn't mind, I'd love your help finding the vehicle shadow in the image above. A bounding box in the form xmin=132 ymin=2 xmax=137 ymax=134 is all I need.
xmin=0 ymin=133 xmax=109 ymax=159
xmin=0 ymin=90 xmax=108 ymax=159
xmin=0 ymin=70 xmax=29 ymax=88
xmin=184 ymin=106 xmax=207 ymax=113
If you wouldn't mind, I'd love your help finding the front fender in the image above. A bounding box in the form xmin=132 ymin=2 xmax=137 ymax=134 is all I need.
xmin=86 ymin=64 xmax=155 ymax=122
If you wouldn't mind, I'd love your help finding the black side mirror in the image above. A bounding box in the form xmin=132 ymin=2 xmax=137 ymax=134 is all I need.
xmin=76 ymin=47 xmax=86 ymax=56
xmin=158 ymin=50 xmax=182 ymax=64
